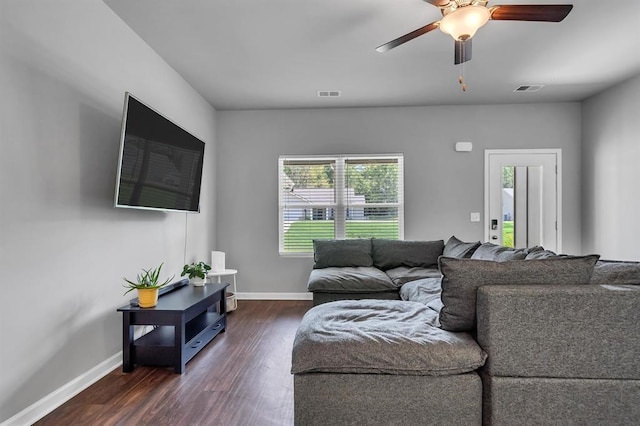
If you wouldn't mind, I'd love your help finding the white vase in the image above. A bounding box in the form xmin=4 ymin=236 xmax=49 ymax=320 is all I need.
xmin=191 ymin=277 xmax=206 ymax=286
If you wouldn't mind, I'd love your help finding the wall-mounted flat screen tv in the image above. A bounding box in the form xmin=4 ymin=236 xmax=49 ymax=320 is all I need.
xmin=114 ymin=93 xmax=205 ymax=213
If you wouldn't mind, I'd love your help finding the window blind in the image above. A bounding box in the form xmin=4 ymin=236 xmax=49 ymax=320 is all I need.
xmin=279 ymin=154 xmax=404 ymax=255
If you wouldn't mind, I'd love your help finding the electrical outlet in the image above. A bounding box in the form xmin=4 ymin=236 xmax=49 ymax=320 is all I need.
xmin=470 ymin=212 xmax=480 ymax=222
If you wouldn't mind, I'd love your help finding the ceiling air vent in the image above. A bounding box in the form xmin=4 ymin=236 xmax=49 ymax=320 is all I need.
xmin=514 ymin=85 xmax=544 ymax=93
xmin=317 ymin=90 xmax=341 ymax=97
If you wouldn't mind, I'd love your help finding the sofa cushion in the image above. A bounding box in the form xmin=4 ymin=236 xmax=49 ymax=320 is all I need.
xmin=471 ymin=243 xmax=543 ymax=261
xmin=313 ymin=238 xmax=373 ymax=269
xmin=477 ymin=284 xmax=640 ymax=380
xmin=443 ymin=236 xmax=481 ymax=258
xmin=438 ymin=255 xmax=600 ymax=332
xmin=307 ymin=266 xmax=395 ymax=293
xmin=385 ymin=266 xmax=442 ymax=286
xmin=590 ymin=260 xmax=640 ymax=285
xmin=292 ymin=299 xmax=487 ymax=376
xmin=372 ymin=239 xmax=444 ymax=270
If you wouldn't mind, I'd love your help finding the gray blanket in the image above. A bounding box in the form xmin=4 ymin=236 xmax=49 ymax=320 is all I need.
xmin=292 ymin=299 xmax=486 ymax=376
xmin=399 ymin=277 xmax=444 ymax=312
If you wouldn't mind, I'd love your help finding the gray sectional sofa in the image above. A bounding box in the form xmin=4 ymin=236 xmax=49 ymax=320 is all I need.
xmin=292 ymin=237 xmax=640 ymax=425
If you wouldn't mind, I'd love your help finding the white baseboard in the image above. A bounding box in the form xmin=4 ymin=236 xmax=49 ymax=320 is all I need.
xmin=1 ymin=352 xmax=122 ymax=426
xmin=237 ymin=292 xmax=312 ymax=300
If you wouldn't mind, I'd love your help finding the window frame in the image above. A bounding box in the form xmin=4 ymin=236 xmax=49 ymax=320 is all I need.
xmin=278 ymin=153 xmax=404 ymax=256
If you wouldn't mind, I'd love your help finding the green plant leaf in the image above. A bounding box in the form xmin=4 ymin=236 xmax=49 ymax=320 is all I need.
xmin=181 ymin=261 xmax=211 ymax=280
xmin=122 ymin=262 xmax=173 ymax=293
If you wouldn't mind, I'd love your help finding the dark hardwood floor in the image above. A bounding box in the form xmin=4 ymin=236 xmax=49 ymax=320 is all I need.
xmin=36 ymin=300 xmax=313 ymax=426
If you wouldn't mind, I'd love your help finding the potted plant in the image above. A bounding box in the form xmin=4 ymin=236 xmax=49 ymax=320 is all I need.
xmin=181 ymin=261 xmax=212 ymax=286
xmin=123 ymin=263 xmax=174 ymax=308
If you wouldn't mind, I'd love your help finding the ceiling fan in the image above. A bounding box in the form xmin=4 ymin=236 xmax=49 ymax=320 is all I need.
xmin=376 ymin=1 xmax=573 ymax=89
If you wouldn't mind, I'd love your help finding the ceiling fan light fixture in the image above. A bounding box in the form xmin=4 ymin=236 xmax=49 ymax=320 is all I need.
xmin=439 ymin=5 xmax=490 ymax=40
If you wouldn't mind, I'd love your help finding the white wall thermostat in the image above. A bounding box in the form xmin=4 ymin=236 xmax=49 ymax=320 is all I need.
xmin=455 ymin=142 xmax=473 ymax=152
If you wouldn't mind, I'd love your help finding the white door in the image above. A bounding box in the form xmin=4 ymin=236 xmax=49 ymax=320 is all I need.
xmin=484 ymin=149 xmax=561 ymax=253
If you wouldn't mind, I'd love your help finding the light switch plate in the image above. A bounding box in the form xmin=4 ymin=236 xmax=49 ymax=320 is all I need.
xmin=470 ymin=212 xmax=480 ymax=222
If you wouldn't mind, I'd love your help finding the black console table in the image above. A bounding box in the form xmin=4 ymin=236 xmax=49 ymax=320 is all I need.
xmin=117 ymin=282 xmax=229 ymax=373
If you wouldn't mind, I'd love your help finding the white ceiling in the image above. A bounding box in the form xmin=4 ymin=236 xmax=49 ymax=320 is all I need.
xmin=104 ymin=0 xmax=640 ymax=110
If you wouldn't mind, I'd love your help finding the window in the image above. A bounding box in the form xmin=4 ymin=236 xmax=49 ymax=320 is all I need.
xmin=278 ymin=154 xmax=404 ymax=255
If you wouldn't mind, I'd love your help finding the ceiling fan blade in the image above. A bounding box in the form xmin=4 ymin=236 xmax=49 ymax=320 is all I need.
xmin=376 ymin=21 xmax=439 ymax=53
xmin=490 ymin=4 xmax=573 ymax=22
xmin=423 ymin=0 xmax=451 ymax=6
xmin=454 ymin=38 xmax=472 ymax=65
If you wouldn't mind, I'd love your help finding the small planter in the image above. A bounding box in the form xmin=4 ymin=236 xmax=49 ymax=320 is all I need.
xmin=191 ymin=277 xmax=206 ymax=287
xmin=137 ymin=288 xmax=159 ymax=308
xmin=122 ymin=263 xmax=173 ymax=308
xmin=182 ymin=262 xmax=212 ymax=287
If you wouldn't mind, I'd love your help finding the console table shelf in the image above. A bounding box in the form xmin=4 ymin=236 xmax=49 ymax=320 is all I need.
xmin=118 ymin=282 xmax=229 ymax=373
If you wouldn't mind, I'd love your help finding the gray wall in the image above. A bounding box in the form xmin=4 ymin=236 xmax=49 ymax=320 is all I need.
xmin=582 ymin=73 xmax=640 ymax=259
xmin=217 ymin=103 xmax=583 ymax=295
xmin=0 ymin=1 xmax=217 ymax=421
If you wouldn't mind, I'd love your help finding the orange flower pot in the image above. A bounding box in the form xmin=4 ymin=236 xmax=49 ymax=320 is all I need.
xmin=137 ymin=288 xmax=159 ymax=308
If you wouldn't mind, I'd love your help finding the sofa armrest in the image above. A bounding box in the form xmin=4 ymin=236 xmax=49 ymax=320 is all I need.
xmin=477 ymin=284 xmax=640 ymax=380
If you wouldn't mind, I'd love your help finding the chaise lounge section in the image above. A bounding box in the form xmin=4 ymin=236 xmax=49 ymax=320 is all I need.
xmin=292 ymin=299 xmax=485 ymax=425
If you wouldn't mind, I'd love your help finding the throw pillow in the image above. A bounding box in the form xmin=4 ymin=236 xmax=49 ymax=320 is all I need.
xmin=438 ymin=255 xmax=600 ymax=332
xmin=525 ymin=249 xmax=559 ymax=259
xmin=372 ymin=239 xmax=444 ymax=270
xmin=313 ymin=239 xmax=373 ymax=269
xmin=471 ymin=243 xmax=543 ymax=261
xmin=443 ymin=236 xmax=481 ymax=258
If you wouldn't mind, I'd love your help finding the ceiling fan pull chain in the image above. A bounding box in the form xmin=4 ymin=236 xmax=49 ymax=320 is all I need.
xmin=458 ymin=44 xmax=467 ymax=92
xmin=459 ymin=72 xmax=467 ymax=92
